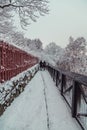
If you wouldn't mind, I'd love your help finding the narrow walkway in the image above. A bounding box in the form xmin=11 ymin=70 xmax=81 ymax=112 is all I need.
xmin=0 ymin=71 xmax=81 ymax=130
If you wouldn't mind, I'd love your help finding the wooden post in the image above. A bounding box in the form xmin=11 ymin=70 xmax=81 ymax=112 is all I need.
xmin=56 ymin=71 xmax=59 ymax=87
xmin=72 ymin=81 xmax=79 ymax=117
xmin=61 ymin=74 xmax=66 ymax=95
xmin=56 ymin=71 xmax=58 ymax=86
xmin=53 ymin=69 xmax=55 ymax=81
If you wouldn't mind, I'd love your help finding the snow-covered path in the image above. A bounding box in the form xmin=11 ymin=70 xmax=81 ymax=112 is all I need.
xmin=0 ymin=71 xmax=81 ymax=130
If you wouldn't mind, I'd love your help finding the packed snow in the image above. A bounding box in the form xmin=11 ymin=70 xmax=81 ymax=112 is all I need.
xmin=0 ymin=70 xmax=81 ymax=130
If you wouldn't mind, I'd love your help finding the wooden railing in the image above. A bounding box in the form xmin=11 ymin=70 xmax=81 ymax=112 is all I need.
xmin=47 ymin=64 xmax=87 ymax=130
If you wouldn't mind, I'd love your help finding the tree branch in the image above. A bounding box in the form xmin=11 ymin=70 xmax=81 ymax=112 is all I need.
xmin=0 ymin=0 xmax=49 ymax=29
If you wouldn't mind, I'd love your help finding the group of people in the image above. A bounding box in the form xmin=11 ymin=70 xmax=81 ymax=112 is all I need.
xmin=39 ymin=61 xmax=46 ymax=70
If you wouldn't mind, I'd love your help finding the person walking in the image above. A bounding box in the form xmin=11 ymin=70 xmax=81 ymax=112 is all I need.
xmin=43 ymin=61 xmax=46 ymax=70
xmin=39 ymin=60 xmax=43 ymax=70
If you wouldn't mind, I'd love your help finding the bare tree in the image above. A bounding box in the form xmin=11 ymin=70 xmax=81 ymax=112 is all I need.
xmin=0 ymin=0 xmax=49 ymax=28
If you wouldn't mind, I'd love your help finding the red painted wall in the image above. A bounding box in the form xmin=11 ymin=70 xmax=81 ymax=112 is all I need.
xmin=0 ymin=41 xmax=38 ymax=83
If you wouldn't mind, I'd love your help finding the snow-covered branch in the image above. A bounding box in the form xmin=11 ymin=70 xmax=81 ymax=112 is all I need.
xmin=0 ymin=0 xmax=49 ymax=28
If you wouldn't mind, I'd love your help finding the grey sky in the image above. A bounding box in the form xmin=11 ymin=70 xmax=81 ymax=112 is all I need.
xmin=23 ymin=0 xmax=87 ymax=48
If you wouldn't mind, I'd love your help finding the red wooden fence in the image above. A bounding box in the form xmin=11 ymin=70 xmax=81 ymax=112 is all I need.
xmin=0 ymin=41 xmax=38 ymax=83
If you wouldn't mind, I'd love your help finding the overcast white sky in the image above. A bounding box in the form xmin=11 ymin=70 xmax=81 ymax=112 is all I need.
xmin=23 ymin=0 xmax=87 ymax=48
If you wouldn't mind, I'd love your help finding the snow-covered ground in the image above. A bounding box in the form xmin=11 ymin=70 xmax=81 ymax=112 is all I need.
xmin=0 ymin=71 xmax=81 ymax=130
xmin=0 ymin=64 xmax=39 ymax=105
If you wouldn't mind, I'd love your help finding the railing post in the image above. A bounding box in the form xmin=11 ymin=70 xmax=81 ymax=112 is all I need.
xmin=72 ymin=81 xmax=79 ymax=117
xmin=53 ymin=69 xmax=55 ymax=81
xmin=49 ymin=67 xmax=51 ymax=75
xmin=51 ymin=68 xmax=54 ymax=78
xmin=56 ymin=71 xmax=58 ymax=87
xmin=61 ymin=74 xmax=66 ymax=95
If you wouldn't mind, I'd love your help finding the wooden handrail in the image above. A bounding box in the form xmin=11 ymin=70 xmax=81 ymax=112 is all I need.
xmin=46 ymin=64 xmax=87 ymax=130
